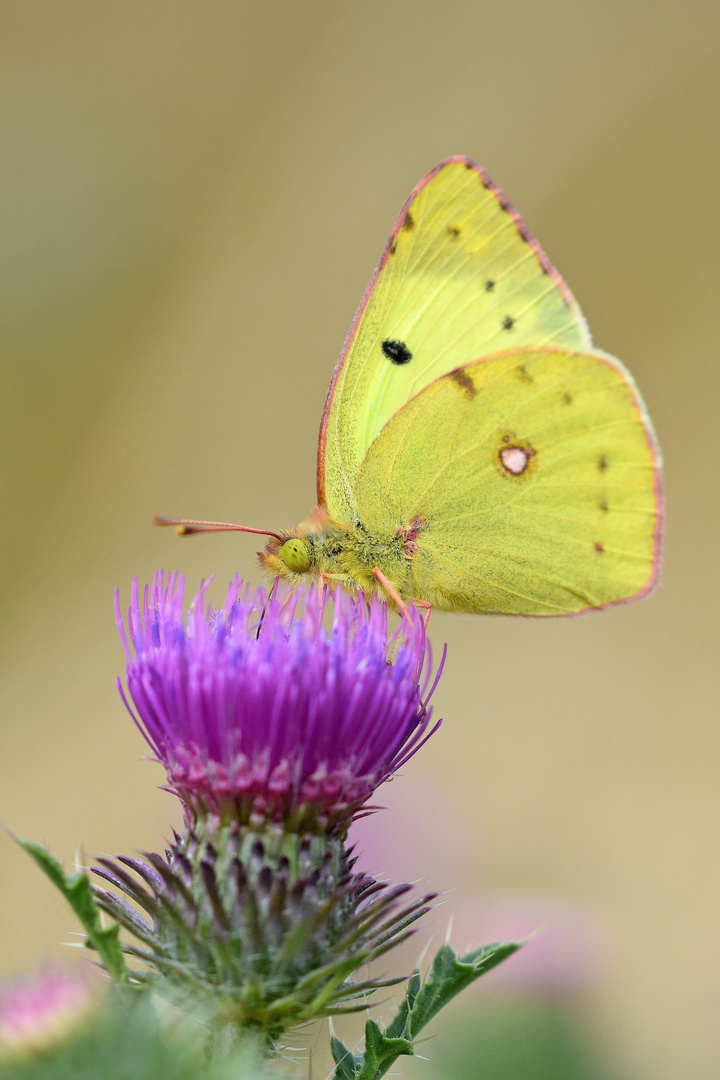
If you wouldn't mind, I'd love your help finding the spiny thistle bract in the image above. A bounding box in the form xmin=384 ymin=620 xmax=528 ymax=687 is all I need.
xmin=93 ymin=824 xmax=434 ymax=1041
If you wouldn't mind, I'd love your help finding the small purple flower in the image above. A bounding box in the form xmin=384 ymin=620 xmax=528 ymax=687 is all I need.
xmin=116 ymin=573 xmax=443 ymax=833
xmin=0 ymin=965 xmax=98 ymax=1060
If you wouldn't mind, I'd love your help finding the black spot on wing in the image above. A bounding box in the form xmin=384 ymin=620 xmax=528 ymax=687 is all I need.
xmin=402 ymin=211 xmax=415 ymax=232
xmin=382 ymin=339 xmax=413 ymax=365
xmin=485 ymin=280 xmax=495 ymax=292
xmin=599 ymin=500 xmax=609 ymax=513
xmin=502 ymin=315 xmax=515 ymax=331
xmin=597 ymin=455 xmax=609 ymax=472
xmin=516 ymin=365 xmax=534 ymax=384
xmin=447 ymin=225 xmax=461 ymax=239
xmin=562 ymin=392 xmax=573 ymax=405
xmin=594 ymin=541 xmax=605 ymax=553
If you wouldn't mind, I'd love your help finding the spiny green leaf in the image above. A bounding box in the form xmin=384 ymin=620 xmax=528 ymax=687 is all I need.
xmin=331 ymin=1034 xmax=360 ymax=1079
xmin=17 ymin=837 xmax=128 ymax=981
xmin=400 ymin=940 xmax=520 ymax=1039
xmin=354 ymin=1019 xmax=412 ymax=1080
xmin=345 ymin=939 xmax=521 ymax=1079
xmin=385 ymin=969 xmax=421 ymax=1039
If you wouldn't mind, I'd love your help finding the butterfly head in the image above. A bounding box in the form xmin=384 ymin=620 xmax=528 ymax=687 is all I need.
xmin=258 ymin=504 xmax=338 ymax=584
xmin=258 ymin=534 xmax=310 ymax=580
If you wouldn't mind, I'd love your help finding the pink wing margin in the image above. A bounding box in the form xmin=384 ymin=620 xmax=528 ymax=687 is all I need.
xmin=315 ymin=155 xmax=580 ymax=504
xmin=578 ymin=350 xmax=665 ymax=614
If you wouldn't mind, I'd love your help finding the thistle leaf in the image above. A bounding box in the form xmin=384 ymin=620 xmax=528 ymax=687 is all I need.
xmin=331 ymin=1034 xmax=361 ymax=1079
xmin=17 ymin=837 xmax=128 ymax=981
xmin=354 ymin=1019 xmax=413 ymax=1079
xmin=335 ymin=940 xmax=521 ymax=1079
xmin=390 ymin=940 xmax=520 ymax=1040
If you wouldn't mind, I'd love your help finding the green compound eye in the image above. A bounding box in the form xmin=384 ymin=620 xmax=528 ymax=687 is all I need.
xmin=279 ymin=538 xmax=311 ymax=573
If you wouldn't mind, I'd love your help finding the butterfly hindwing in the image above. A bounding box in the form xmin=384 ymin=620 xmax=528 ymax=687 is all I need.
xmin=318 ymin=157 xmax=592 ymax=523
xmin=353 ymin=349 xmax=662 ymax=615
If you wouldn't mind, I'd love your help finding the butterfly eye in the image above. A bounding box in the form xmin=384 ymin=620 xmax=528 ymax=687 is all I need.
xmin=279 ymin=538 xmax=311 ymax=573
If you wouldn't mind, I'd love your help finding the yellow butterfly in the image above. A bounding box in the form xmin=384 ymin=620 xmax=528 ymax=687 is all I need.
xmin=158 ymin=157 xmax=664 ymax=616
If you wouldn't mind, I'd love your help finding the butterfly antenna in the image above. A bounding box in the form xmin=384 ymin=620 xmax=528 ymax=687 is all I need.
xmin=153 ymin=517 xmax=285 ymax=542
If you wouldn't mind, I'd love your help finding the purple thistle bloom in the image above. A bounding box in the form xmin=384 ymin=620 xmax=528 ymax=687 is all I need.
xmin=116 ymin=573 xmax=444 ymax=833
xmin=0 ymin=966 xmax=98 ymax=1060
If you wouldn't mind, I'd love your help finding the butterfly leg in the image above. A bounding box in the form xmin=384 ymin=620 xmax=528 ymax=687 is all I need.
xmin=372 ymin=568 xmax=433 ymax=628
xmin=414 ymin=598 xmax=433 ymax=631
xmin=372 ymin=567 xmax=412 ymax=620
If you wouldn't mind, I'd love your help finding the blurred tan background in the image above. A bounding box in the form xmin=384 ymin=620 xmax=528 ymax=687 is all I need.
xmin=0 ymin=2 xmax=718 ymax=1077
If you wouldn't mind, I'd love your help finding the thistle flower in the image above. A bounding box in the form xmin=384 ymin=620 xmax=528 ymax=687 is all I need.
xmin=97 ymin=574 xmax=444 ymax=1043
xmin=115 ymin=573 xmax=443 ymax=835
xmin=0 ymin=966 xmax=98 ymax=1061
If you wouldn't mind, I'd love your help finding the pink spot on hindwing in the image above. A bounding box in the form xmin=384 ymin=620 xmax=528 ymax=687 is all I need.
xmin=500 ymin=446 xmax=532 ymax=475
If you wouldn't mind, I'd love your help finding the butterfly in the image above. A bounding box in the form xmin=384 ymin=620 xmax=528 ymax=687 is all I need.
xmin=157 ymin=157 xmax=663 ymax=616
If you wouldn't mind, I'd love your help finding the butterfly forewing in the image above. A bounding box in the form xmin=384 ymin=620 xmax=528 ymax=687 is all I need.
xmin=319 ymin=157 xmax=592 ymax=522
